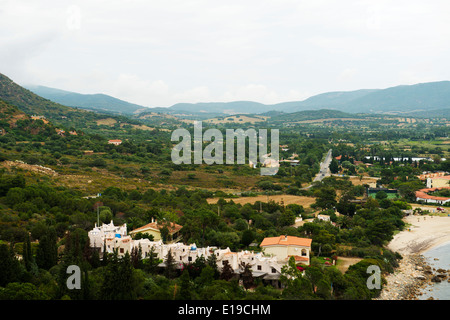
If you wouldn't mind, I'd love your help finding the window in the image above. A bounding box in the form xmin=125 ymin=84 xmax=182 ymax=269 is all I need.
xmin=271 ymin=268 xmax=276 ymax=273
xmin=188 ymin=257 xmax=192 ymax=262
xmin=301 ymin=249 xmax=307 ymax=256
xmin=120 ymin=248 xmax=124 ymax=253
xmin=257 ymin=265 xmax=262 ymax=271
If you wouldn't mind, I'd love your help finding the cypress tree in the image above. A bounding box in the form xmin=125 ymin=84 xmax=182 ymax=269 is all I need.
xmin=23 ymin=233 xmax=32 ymax=272
xmin=36 ymin=227 xmax=58 ymax=270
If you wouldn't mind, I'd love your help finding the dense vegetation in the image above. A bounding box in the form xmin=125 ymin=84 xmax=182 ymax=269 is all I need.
xmin=0 ymin=75 xmax=449 ymax=300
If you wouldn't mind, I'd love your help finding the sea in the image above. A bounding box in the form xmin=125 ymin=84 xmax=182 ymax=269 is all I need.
xmin=418 ymin=241 xmax=450 ymax=300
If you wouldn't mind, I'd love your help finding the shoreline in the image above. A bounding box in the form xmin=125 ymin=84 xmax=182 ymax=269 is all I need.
xmin=377 ymin=214 xmax=450 ymax=300
xmin=388 ymin=215 xmax=450 ymax=255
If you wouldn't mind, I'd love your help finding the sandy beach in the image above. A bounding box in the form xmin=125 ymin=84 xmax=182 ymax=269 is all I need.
xmin=377 ymin=214 xmax=450 ymax=300
xmin=388 ymin=215 xmax=450 ymax=255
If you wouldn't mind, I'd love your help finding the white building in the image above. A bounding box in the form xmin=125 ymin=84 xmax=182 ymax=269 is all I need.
xmin=88 ymin=223 xmax=310 ymax=283
xmin=88 ymin=220 xmax=128 ymax=250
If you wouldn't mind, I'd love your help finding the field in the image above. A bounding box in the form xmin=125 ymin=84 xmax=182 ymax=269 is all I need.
xmin=204 ymin=114 xmax=268 ymax=124
xmin=96 ymin=118 xmax=117 ymax=126
xmin=207 ymin=194 xmax=317 ymax=208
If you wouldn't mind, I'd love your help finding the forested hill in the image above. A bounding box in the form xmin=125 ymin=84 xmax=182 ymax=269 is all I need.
xmin=0 ymin=98 xmax=55 ymax=136
xmin=0 ymin=73 xmax=94 ymax=126
xmin=270 ymin=109 xmax=357 ymax=122
xmin=25 ymin=85 xmax=148 ymax=115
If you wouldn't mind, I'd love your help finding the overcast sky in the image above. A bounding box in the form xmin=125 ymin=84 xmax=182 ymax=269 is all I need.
xmin=1 ymin=0 xmax=450 ymax=107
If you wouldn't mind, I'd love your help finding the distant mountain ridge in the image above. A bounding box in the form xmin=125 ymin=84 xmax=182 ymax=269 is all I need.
xmin=9 ymin=73 xmax=450 ymax=117
xmin=25 ymin=85 xmax=147 ymax=115
xmin=165 ymin=82 xmax=450 ymax=115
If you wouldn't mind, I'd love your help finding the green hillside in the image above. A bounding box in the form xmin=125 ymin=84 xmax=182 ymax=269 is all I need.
xmin=0 ymin=73 xmax=96 ymax=127
xmin=271 ymin=109 xmax=358 ymax=122
xmin=26 ymin=85 xmax=148 ymax=115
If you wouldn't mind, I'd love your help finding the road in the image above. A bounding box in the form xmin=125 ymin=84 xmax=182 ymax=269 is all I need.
xmin=313 ymin=149 xmax=333 ymax=182
xmin=302 ymin=149 xmax=332 ymax=189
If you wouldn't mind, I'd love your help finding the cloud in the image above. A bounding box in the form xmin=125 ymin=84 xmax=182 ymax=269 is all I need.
xmin=173 ymin=86 xmax=211 ymax=104
xmin=338 ymin=68 xmax=358 ymax=82
xmin=110 ymin=74 xmax=170 ymax=107
xmin=3 ymin=0 xmax=450 ymax=106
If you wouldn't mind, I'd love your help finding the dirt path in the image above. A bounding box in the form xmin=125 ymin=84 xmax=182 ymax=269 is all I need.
xmin=336 ymin=257 xmax=363 ymax=273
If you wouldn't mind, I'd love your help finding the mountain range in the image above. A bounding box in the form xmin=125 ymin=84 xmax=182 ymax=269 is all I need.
xmin=25 ymin=85 xmax=147 ymax=115
xmin=24 ymin=79 xmax=450 ymax=117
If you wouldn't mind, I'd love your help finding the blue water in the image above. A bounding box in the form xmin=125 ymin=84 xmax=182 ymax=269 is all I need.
xmin=418 ymin=242 xmax=450 ymax=300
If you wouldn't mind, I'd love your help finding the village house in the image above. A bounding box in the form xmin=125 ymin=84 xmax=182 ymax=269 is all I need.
xmin=108 ymin=139 xmax=122 ymax=146
xmin=259 ymin=235 xmax=312 ymax=266
xmin=129 ymin=219 xmax=183 ymax=243
xmin=422 ymin=174 xmax=450 ymax=189
xmin=415 ymin=187 xmax=450 ymax=205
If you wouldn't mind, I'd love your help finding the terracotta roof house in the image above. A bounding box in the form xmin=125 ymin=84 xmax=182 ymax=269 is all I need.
xmin=415 ymin=187 xmax=450 ymax=205
xmin=129 ymin=219 xmax=183 ymax=243
xmin=108 ymin=139 xmax=122 ymax=146
xmin=425 ymin=175 xmax=450 ymax=188
xmin=260 ymin=235 xmax=312 ymax=265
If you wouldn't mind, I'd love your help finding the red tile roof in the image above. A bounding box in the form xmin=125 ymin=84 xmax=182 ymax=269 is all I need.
xmin=288 ymin=255 xmax=309 ymax=262
xmin=260 ymin=236 xmax=312 ymax=247
xmin=415 ymin=187 xmax=450 ymax=201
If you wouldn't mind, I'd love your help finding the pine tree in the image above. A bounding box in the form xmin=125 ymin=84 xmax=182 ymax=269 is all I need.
xmin=207 ymin=252 xmax=219 ymax=279
xmin=164 ymin=249 xmax=177 ymax=279
xmin=144 ymin=245 xmax=159 ymax=274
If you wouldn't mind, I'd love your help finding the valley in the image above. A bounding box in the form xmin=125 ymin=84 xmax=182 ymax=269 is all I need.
xmin=0 ymin=72 xmax=449 ymax=301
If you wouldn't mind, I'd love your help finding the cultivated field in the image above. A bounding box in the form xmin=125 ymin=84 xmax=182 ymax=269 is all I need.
xmin=207 ymin=194 xmax=317 ymax=208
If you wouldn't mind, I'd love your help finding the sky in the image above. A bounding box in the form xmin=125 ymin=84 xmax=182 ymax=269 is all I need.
xmin=1 ymin=0 xmax=450 ymax=107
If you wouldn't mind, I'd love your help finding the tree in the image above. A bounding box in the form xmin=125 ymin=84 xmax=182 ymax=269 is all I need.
xmin=241 ymin=263 xmax=254 ymax=289
xmin=0 ymin=282 xmax=50 ymax=300
xmin=100 ymin=251 xmax=137 ymax=300
xmin=22 ymin=233 xmax=34 ymax=272
xmin=375 ymin=191 xmax=388 ymax=200
xmin=143 ymin=246 xmax=159 ymax=274
xmin=176 ymin=269 xmax=192 ymax=300
xmin=206 ymin=251 xmax=220 ymax=279
xmin=220 ymin=260 xmax=234 ymax=281
xmin=278 ymin=209 xmax=296 ymax=227
xmin=280 ymin=256 xmax=314 ymax=299
xmin=314 ymin=186 xmax=337 ymax=210
xmin=366 ymin=218 xmax=395 ymax=246
xmin=197 ymin=265 xmax=215 ymax=287
xmin=36 ymin=227 xmax=58 ymax=270
xmin=241 ymin=229 xmax=254 ymax=247
xmin=329 ymin=158 xmax=339 ymax=174
xmin=164 ymin=249 xmax=177 ymax=279
xmin=130 ymin=244 xmax=143 ymax=269
xmin=0 ymin=244 xmax=23 ymax=287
